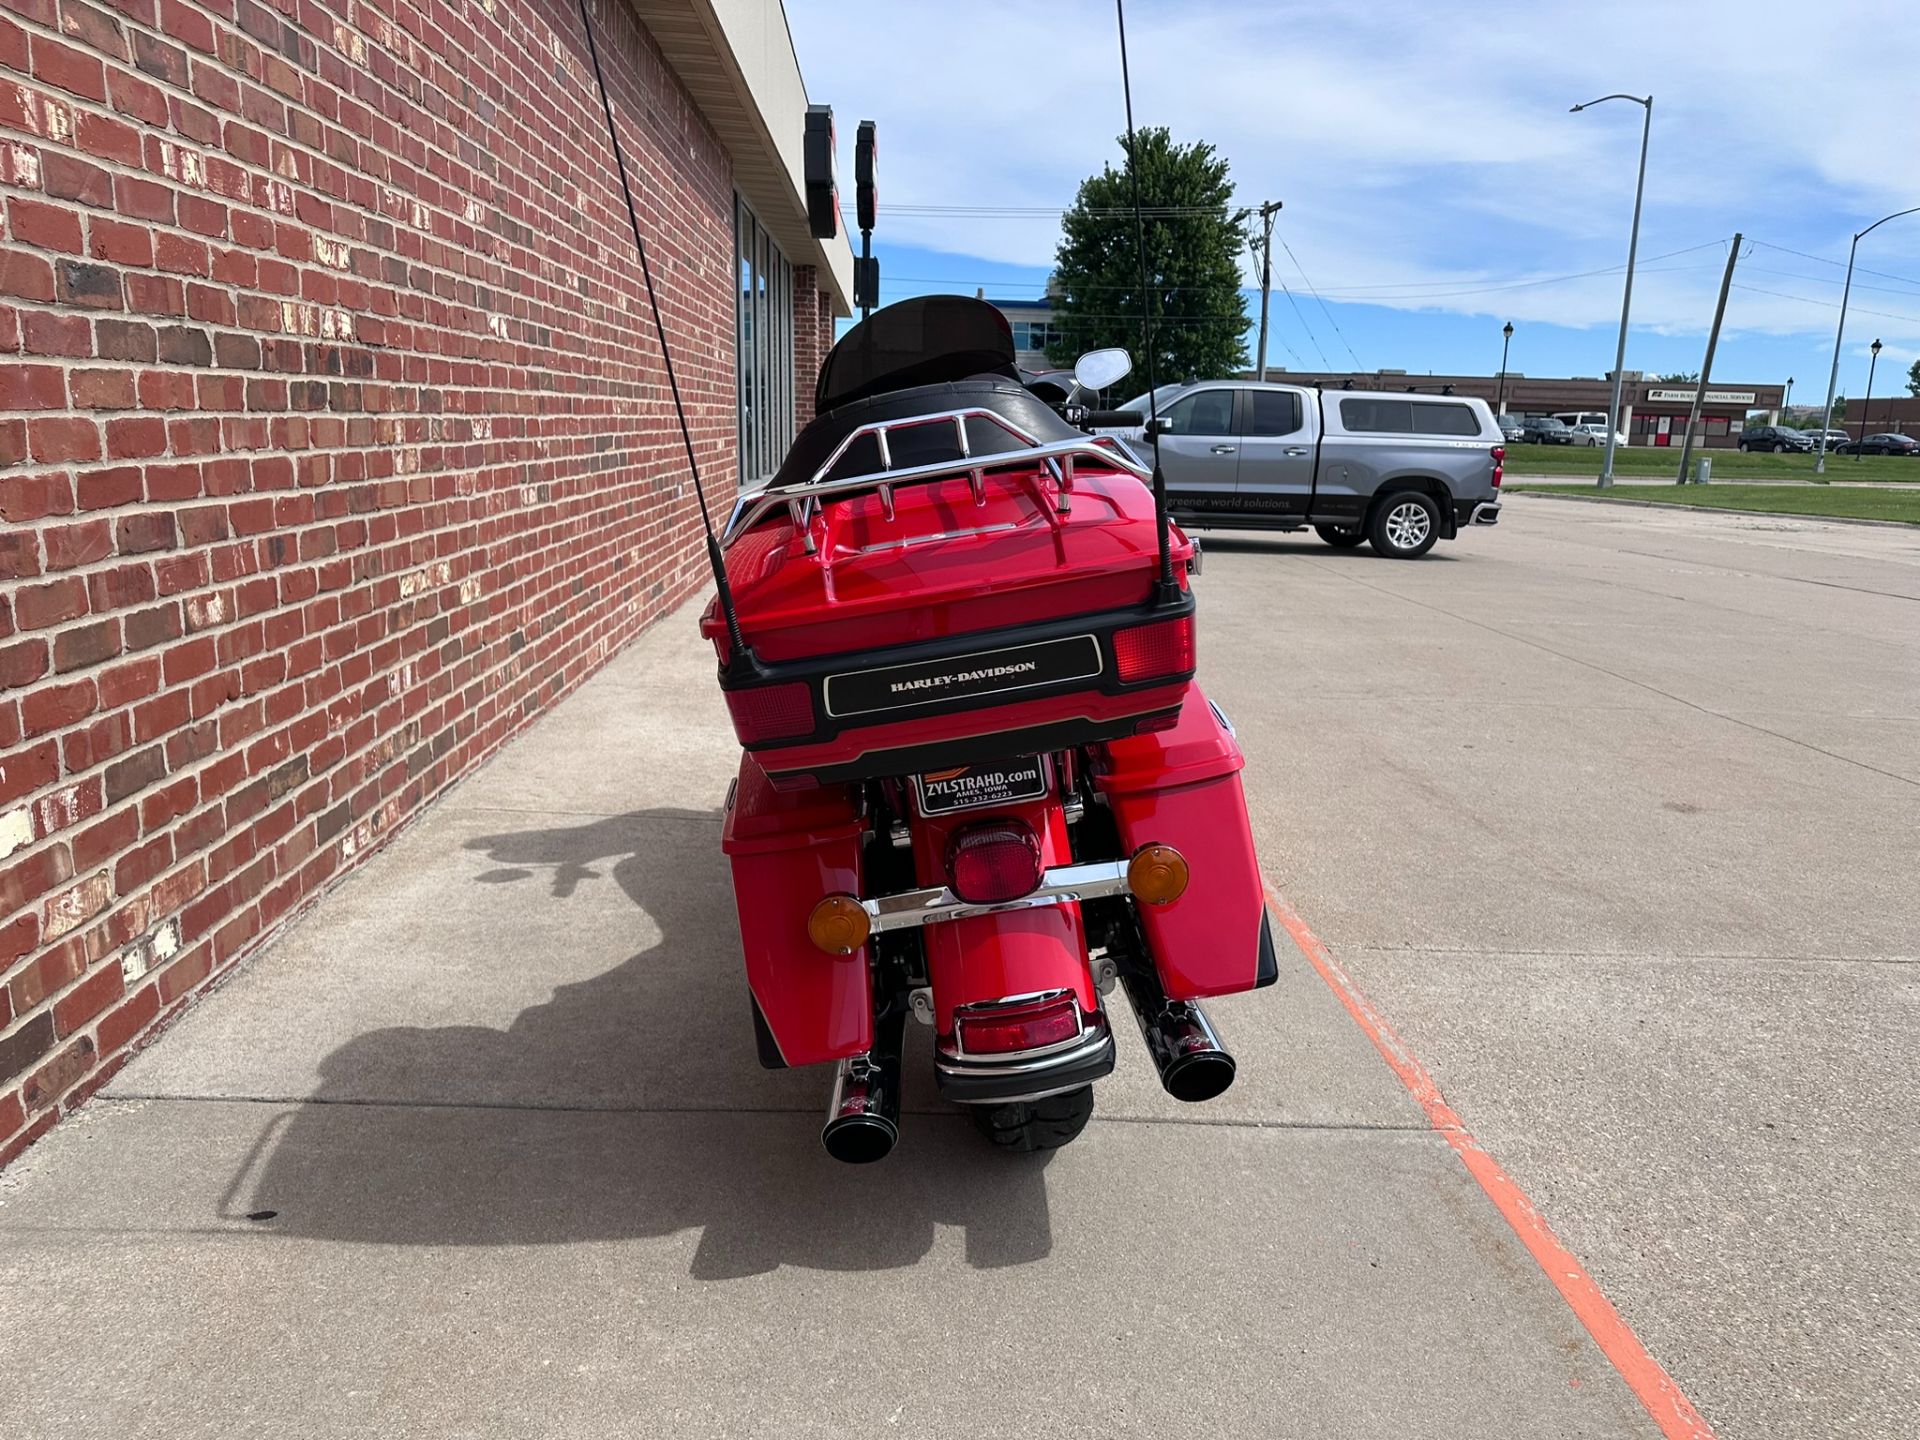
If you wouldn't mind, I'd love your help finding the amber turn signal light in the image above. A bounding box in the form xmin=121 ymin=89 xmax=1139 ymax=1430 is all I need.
xmin=807 ymin=894 xmax=871 ymax=954
xmin=1127 ymin=844 xmax=1189 ymax=905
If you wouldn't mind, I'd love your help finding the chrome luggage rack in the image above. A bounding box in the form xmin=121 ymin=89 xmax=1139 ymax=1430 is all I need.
xmin=721 ymin=407 xmax=1151 ymax=552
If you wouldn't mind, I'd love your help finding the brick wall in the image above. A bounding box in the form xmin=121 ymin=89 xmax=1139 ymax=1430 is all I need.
xmin=790 ymin=261 xmax=832 ymax=429
xmin=0 ymin=0 xmax=748 ymax=1167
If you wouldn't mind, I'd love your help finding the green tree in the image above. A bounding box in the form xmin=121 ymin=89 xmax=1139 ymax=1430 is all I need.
xmin=1906 ymin=357 xmax=1920 ymax=396
xmin=1659 ymin=371 xmax=1700 ymax=384
xmin=1046 ymin=128 xmax=1250 ymax=383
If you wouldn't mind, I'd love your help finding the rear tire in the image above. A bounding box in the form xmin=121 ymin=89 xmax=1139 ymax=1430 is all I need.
xmin=1314 ymin=525 xmax=1365 ymax=549
xmin=1368 ymin=491 xmax=1441 ymax=559
xmin=1774 ymin=442 xmax=1788 ymax=453
xmin=972 ymin=1086 xmax=1095 ymax=1153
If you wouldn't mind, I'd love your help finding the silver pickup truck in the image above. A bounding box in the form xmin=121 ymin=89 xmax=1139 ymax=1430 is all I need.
xmin=1110 ymin=381 xmax=1505 ymax=558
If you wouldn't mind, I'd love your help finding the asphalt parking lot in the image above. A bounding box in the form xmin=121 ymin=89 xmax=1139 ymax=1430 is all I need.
xmin=2 ymin=496 xmax=1913 ymax=1438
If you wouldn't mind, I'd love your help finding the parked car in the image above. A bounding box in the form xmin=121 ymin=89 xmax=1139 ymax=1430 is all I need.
xmin=1114 ymin=381 xmax=1503 ymax=559
xmin=1518 ymin=415 xmax=1575 ymax=445
xmin=1838 ymin=432 xmax=1919 ymax=456
xmin=1551 ymin=411 xmax=1625 ymax=448
xmin=1804 ymin=427 xmax=1851 ymax=451
xmin=1738 ymin=425 xmax=1814 ymax=453
xmin=1495 ymin=413 xmax=1526 ymax=444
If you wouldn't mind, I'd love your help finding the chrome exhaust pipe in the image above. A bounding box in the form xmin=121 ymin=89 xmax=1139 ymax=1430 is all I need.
xmin=821 ymin=1008 xmax=904 ymax=1163
xmin=1119 ymin=966 xmax=1237 ymax=1103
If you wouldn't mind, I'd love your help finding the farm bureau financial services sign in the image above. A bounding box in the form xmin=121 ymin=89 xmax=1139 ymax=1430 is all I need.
xmin=1646 ymin=388 xmax=1757 ymax=404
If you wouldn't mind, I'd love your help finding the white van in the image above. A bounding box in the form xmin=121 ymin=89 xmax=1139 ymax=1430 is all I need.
xmin=1551 ymin=411 xmax=1625 ymax=448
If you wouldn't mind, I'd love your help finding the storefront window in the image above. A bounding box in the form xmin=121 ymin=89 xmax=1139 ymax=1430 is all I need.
xmin=736 ymin=196 xmax=794 ymax=483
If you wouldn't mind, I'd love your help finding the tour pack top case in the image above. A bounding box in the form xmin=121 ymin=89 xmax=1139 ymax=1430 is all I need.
xmin=701 ymin=298 xmax=1198 ymax=787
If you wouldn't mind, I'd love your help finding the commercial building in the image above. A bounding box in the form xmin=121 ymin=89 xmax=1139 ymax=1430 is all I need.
xmin=0 ymin=0 xmax=851 ymax=1164
xmin=1257 ymin=370 xmax=1788 ymax=449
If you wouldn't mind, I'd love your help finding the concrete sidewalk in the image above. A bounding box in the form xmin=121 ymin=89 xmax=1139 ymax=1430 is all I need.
xmin=0 ymin=598 xmax=1658 ymax=1437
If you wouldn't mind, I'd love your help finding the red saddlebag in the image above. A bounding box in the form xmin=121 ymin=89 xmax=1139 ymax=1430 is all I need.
xmin=1090 ymin=688 xmax=1273 ymax=999
xmin=720 ymin=754 xmax=871 ymax=1068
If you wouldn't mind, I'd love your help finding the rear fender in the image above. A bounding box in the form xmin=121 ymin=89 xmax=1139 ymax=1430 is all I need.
xmin=909 ymin=790 xmax=1096 ymax=1036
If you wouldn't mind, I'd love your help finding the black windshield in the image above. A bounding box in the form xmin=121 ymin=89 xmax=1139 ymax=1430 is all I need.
xmin=816 ymin=296 xmax=1020 ymax=412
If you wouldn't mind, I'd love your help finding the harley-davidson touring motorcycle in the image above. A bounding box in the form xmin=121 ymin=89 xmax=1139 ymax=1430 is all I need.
xmin=703 ymin=296 xmax=1276 ymax=1162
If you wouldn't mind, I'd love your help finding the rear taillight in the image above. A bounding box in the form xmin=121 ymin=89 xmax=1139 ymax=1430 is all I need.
xmin=1491 ymin=445 xmax=1505 ymax=488
xmin=724 ymin=682 xmax=813 ymax=744
xmin=956 ymin=992 xmax=1082 ymax=1055
xmin=945 ymin=819 xmax=1044 ymax=904
xmin=1112 ymin=615 xmax=1195 ymax=684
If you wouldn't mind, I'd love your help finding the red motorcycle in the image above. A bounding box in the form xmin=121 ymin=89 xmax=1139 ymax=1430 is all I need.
xmin=705 ymin=296 xmax=1274 ymax=1161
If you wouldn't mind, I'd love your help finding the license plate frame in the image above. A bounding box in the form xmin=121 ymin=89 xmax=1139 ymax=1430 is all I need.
xmin=912 ymin=755 xmax=1050 ymax=816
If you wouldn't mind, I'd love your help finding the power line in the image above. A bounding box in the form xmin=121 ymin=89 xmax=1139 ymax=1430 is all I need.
xmin=1276 ymin=227 xmax=1361 ymax=368
xmin=1729 ymin=283 xmax=1920 ymax=326
xmin=1749 ymin=238 xmax=1920 ymax=291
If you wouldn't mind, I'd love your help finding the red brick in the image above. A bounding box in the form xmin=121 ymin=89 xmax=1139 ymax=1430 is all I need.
xmin=21 ymin=676 xmax=96 ymax=736
xmin=0 ymin=248 xmax=56 ymax=302
xmin=0 ymin=363 xmax=67 ymax=410
xmin=28 ymin=416 xmax=100 ymax=463
xmin=0 ymin=532 xmax=42 ymax=581
xmin=0 ymin=1011 xmax=56 ymax=1087
xmin=75 ymin=464 xmax=141 ymax=508
xmin=23 ymin=1035 xmax=96 ymax=1110
xmin=31 ymin=34 xmax=107 ymax=101
xmin=0 ymin=638 xmax=50 ymax=686
xmin=14 ymin=575 xmax=88 ymax=629
xmin=89 ymin=218 xmax=154 ymax=267
xmin=71 ymin=368 xmax=136 ymax=409
xmin=53 ymin=616 xmax=119 ymax=671
xmin=106 ymin=416 xmax=167 ymax=459
xmin=0 ymin=739 xmax=60 ymax=808
xmin=8 ymin=196 xmax=84 ymax=253
xmin=0 ymin=845 xmax=74 ymax=924
xmin=96 ymin=981 xmax=159 ymax=1056
xmin=53 ymin=962 xmax=122 ymax=1035
xmin=39 ymin=151 xmax=111 ymax=209
xmin=0 ymin=472 xmax=75 ymax=524
xmin=1 ymin=912 xmax=42 ymax=970
xmin=115 ymin=511 xmax=176 ymax=553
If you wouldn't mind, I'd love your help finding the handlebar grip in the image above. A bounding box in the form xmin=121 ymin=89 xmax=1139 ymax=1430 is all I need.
xmin=1082 ymin=410 xmax=1143 ymax=428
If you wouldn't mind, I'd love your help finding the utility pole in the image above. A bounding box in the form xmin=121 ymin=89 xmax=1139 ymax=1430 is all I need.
xmin=1674 ymin=233 xmax=1740 ymax=485
xmin=1250 ymin=200 xmax=1282 ymax=381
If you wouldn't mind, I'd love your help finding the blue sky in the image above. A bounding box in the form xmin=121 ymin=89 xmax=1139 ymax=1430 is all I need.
xmin=785 ymin=0 xmax=1920 ymax=402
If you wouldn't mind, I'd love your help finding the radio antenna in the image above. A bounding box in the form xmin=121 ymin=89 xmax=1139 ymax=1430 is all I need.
xmin=575 ymin=0 xmax=748 ymax=661
xmin=1114 ymin=0 xmax=1177 ymax=600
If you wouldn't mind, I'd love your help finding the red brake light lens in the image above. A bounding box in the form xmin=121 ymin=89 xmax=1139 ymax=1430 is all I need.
xmin=1491 ymin=445 xmax=1505 ymax=488
xmin=724 ymin=681 xmax=814 ymax=744
xmin=956 ymin=993 xmax=1082 ymax=1055
xmin=944 ymin=820 xmax=1044 ymax=904
xmin=1111 ymin=615 xmax=1195 ymax=684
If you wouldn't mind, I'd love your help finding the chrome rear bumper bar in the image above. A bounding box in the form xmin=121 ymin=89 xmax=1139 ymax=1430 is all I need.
xmin=862 ymin=860 xmax=1133 ymax=934
xmin=1470 ymin=501 xmax=1501 ymax=525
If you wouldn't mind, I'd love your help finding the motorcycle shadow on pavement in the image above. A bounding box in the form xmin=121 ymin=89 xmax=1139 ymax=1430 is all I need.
xmin=232 ymin=807 xmax=1059 ymax=1278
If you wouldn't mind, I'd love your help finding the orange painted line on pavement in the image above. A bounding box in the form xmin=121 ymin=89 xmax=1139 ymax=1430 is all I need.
xmin=1262 ymin=882 xmax=1718 ymax=1440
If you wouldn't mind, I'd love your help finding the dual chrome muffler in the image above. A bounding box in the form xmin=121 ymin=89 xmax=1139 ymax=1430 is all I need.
xmin=819 ymin=967 xmax=1237 ymax=1162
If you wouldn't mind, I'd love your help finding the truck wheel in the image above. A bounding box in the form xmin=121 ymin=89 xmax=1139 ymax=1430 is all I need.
xmin=1314 ymin=525 xmax=1365 ymax=549
xmin=1369 ymin=492 xmax=1441 ymax=559
xmin=972 ymin=1086 xmax=1095 ymax=1152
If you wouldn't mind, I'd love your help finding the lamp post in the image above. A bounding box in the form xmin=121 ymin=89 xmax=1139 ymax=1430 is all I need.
xmin=1572 ymin=92 xmax=1652 ymax=489
xmin=1856 ymin=339 xmax=1882 ymax=462
xmin=1496 ymin=321 xmax=1514 ymax=417
xmin=1815 ymin=205 xmax=1920 ymax=474
xmin=1782 ymin=376 xmax=1792 ymax=420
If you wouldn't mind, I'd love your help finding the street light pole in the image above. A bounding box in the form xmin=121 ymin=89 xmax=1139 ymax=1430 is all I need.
xmin=1496 ymin=321 xmax=1513 ymax=417
xmin=1857 ymin=339 xmax=1882 ymax=462
xmin=1815 ymin=205 xmax=1920 ymax=474
xmin=1572 ymin=92 xmax=1652 ymax=489
xmin=1782 ymin=376 xmax=1793 ymax=419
